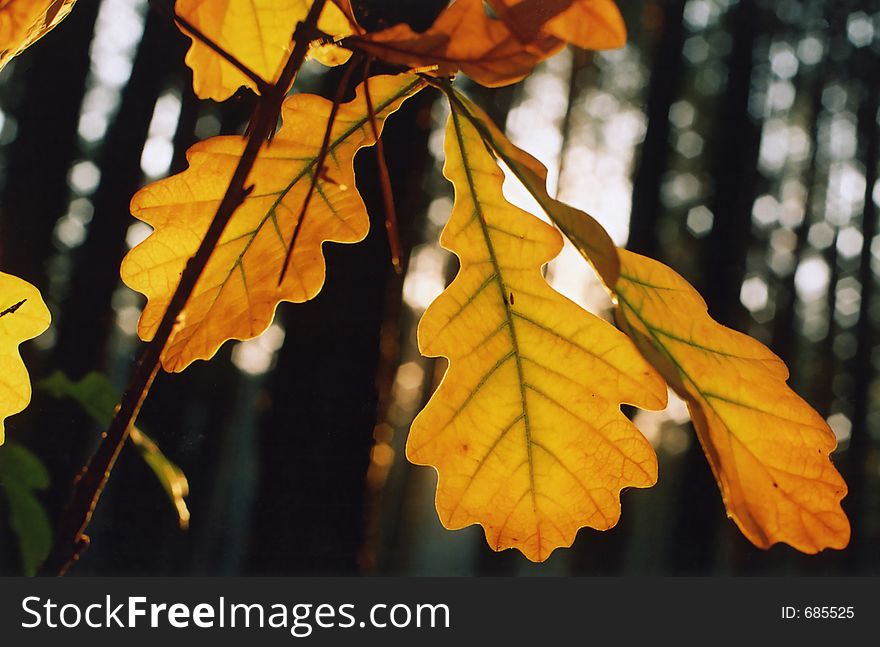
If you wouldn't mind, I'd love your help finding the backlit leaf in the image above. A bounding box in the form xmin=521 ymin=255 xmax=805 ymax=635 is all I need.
xmin=352 ymin=0 xmax=626 ymax=88
xmin=329 ymin=0 xmax=359 ymax=31
xmin=488 ymin=0 xmax=626 ymax=51
xmin=408 ymin=103 xmax=667 ymax=562
xmin=0 ymin=272 xmax=50 ymax=446
xmin=0 ymin=443 xmax=51 ymax=576
xmin=0 ymin=0 xmax=75 ymax=72
xmin=176 ymin=0 xmax=354 ymax=101
xmin=352 ymin=0 xmax=564 ymax=88
xmin=445 ymin=88 xmax=620 ymax=287
xmin=129 ymin=427 xmax=191 ymax=529
xmin=614 ymin=251 xmax=849 ymax=552
xmin=40 ymin=371 xmax=191 ymax=529
xmin=454 ymin=90 xmax=849 ymax=553
xmin=121 ymin=74 xmax=424 ymax=372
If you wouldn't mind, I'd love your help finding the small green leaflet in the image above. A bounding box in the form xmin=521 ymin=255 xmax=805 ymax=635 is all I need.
xmin=41 ymin=371 xmax=191 ymax=529
xmin=0 ymin=443 xmax=52 ymax=575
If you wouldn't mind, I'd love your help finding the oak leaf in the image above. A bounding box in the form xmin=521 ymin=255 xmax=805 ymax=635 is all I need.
xmin=614 ymin=251 xmax=850 ymax=552
xmin=488 ymin=0 xmax=626 ymax=51
xmin=0 ymin=272 xmax=51 ymax=445
xmin=121 ymin=73 xmax=424 ymax=372
xmin=352 ymin=0 xmax=565 ymax=88
xmin=352 ymin=0 xmax=626 ymax=87
xmin=176 ymin=0 xmax=354 ymax=101
xmin=41 ymin=371 xmax=191 ymax=529
xmin=408 ymin=104 xmax=667 ymax=562
xmin=0 ymin=443 xmax=51 ymax=575
xmin=0 ymin=0 xmax=75 ymax=71
xmin=451 ymin=87 xmax=849 ymax=553
xmin=329 ymin=0 xmax=359 ymax=31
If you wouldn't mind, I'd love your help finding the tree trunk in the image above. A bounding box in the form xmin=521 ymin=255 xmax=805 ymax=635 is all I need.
xmin=842 ymin=46 xmax=879 ymax=572
xmin=0 ymin=0 xmax=99 ymax=285
xmin=626 ymin=0 xmax=687 ymax=257
xmin=670 ymin=0 xmax=764 ymax=573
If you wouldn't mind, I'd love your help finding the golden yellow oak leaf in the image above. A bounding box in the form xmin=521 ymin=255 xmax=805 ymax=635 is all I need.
xmin=122 ymin=73 xmax=424 ymax=372
xmin=614 ymin=250 xmax=849 ymax=552
xmin=328 ymin=0 xmax=358 ymax=31
xmin=488 ymin=0 xmax=626 ymax=50
xmin=0 ymin=272 xmax=51 ymax=445
xmin=450 ymin=89 xmax=849 ymax=553
xmin=352 ymin=0 xmax=565 ymax=88
xmin=408 ymin=104 xmax=667 ymax=562
xmin=0 ymin=0 xmax=75 ymax=71
xmin=176 ymin=0 xmax=353 ymax=101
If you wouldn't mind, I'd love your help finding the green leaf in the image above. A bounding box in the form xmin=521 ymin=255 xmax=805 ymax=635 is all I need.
xmin=0 ymin=444 xmax=52 ymax=576
xmin=40 ymin=371 xmax=191 ymax=529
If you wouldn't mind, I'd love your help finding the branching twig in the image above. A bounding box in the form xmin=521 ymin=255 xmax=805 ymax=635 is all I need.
xmin=278 ymin=55 xmax=360 ymax=286
xmin=363 ymin=58 xmax=402 ymax=273
xmin=39 ymin=0 xmax=330 ymax=577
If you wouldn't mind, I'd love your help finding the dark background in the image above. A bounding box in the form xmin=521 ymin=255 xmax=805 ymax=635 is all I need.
xmin=0 ymin=0 xmax=878 ymax=576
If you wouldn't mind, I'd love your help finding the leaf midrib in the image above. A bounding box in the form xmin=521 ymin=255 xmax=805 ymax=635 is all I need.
xmin=615 ymin=282 xmax=838 ymax=539
xmin=449 ymin=107 xmax=541 ymax=545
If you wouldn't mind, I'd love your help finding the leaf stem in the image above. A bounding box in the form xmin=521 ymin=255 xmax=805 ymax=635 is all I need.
xmin=38 ymin=0 xmax=329 ymax=577
xmin=279 ymin=54 xmax=360 ymax=286
xmin=363 ymin=59 xmax=403 ymax=273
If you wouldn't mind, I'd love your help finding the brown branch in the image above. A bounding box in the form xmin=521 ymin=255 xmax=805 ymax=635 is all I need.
xmin=278 ymin=55 xmax=360 ymax=286
xmin=147 ymin=0 xmax=272 ymax=95
xmin=38 ymin=0 xmax=329 ymax=577
xmin=363 ymin=59 xmax=402 ymax=273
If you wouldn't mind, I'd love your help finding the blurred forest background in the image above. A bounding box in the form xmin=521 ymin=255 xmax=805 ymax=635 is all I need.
xmin=0 ymin=0 xmax=879 ymax=576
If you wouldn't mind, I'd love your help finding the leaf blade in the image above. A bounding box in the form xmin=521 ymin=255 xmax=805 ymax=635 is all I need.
xmin=446 ymin=87 xmax=620 ymax=287
xmin=456 ymin=93 xmax=850 ymax=553
xmin=615 ymin=251 xmax=850 ymax=552
xmin=122 ymin=74 xmax=425 ymax=372
xmin=354 ymin=0 xmax=626 ymax=88
xmin=176 ymin=0 xmax=354 ymax=101
xmin=0 ymin=0 xmax=76 ymax=72
xmin=0 ymin=272 xmax=51 ymax=446
xmin=409 ymin=104 xmax=666 ymax=562
xmin=488 ymin=0 xmax=626 ymax=50
xmin=40 ymin=371 xmax=191 ymax=529
xmin=352 ymin=0 xmax=564 ymax=88
xmin=0 ymin=443 xmax=52 ymax=576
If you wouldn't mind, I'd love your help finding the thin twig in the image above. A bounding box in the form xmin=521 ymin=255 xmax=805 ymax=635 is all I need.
xmin=278 ymin=55 xmax=360 ymax=286
xmin=39 ymin=0 xmax=330 ymax=577
xmin=147 ymin=0 xmax=272 ymax=95
xmin=363 ymin=58 xmax=402 ymax=273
